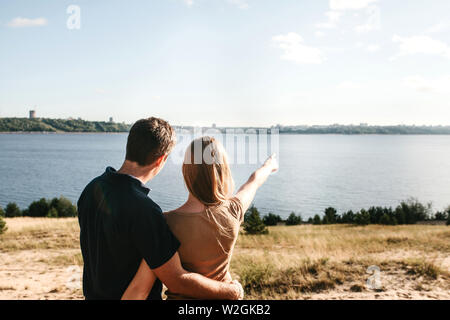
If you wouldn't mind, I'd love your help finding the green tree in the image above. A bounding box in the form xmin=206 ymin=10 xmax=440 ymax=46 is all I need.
xmin=5 ymin=203 xmax=22 ymax=217
xmin=394 ymin=206 xmax=406 ymax=225
xmin=444 ymin=206 xmax=450 ymax=226
xmin=0 ymin=206 xmax=4 ymax=217
xmin=380 ymin=213 xmax=392 ymax=225
xmin=323 ymin=207 xmax=338 ymax=224
xmin=340 ymin=210 xmax=355 ymax=224
xmin=285 ymin=212 xmax=302 ymax=226
xmin=0 ymin=215 xmax=7 ymax=235
xmin=262 ymin=213 xmax=282 ymax=226
xmin=396 ymin=198 xmax=431 ymax=224
xmin=312 ymin=214 xmax=322 ymax=225
xmin=47 ymin=207 xmax=58 ymax=218
xmin=391 ymin=216 xmax=398 ymax=225
xmin=355 ymin=209 xmax=370 ymax=226
xmin=27 ymin=198 xmax=50 ymax=217
xmin=50 ymin=196 xmax=77 ymax=217
xmin=368 ymin=207 xmax=385 ymax=224
xmin=244 ymin=206 xmax=268 ymax=235
xmin=434 ymin=211 xmax=448 ymax=221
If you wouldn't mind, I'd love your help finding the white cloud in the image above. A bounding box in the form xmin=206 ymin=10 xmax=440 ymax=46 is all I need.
xmin=391 ymin=35 xmax=450 ymax=60
xmin=326 ymin=10 xmax=342 ymax=22
xmin=315 ymin=31 xmax=325 ymax=38
xmin=354 ymin=42 xmax=380 ymax=52
xmin=315 ymin=10 xmax=342 ymax=29
xmin=317 ymin=1 xmax=380 ymax=34
xmin=355 ymin=22 xmax=379 ymax=33
xmin=354 ymin=5 xmax=380 ymax=33
xmin=403 ymin=75 xmax=450 ymax=94
xmin=330 ymin=0 xmax=377 ymax=11
xmin=7 ymin=17 xmax=47 ymax=28
xmin=228 ymin=0 xmax=249 ymax=9
xmin=272 ymin=32 xmax=324 ymax=64
xmin=315 ymin=22 xmax=335 ymax=30
xmin=337 ymin=81 xmax=363 ymax=89
xmin=183 ymin=0 xmax=194 ymax=7
xmin=426 ymin=22 xmax=450 ymax=34
xmin=366 ymin=44 xmax=380 ymax=52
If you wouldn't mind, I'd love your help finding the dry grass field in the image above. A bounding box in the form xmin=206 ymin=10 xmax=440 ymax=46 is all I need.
xmin=0 ymin=217 xmax=449 ymax=300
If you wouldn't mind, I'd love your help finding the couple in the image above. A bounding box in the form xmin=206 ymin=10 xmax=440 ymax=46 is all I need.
xmin=77 ymin=117 xmax=278 ymax=300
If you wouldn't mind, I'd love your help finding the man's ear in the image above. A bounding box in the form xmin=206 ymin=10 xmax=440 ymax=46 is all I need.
xmin=156 ymin=154 xmax=168 ymax=166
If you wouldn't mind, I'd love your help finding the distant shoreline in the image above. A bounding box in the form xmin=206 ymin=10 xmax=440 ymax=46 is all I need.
xmin=2 ymin=131 xmax=450 ymax=136
xmin=0 ymin=131 xmax=128 ymax=134
xmin=2 ymin=118 xmax=450 ymax=135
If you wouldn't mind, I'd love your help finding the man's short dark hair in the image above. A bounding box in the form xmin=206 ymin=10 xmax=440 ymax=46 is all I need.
xmin=126 ymin=117 xmax=176 ymax=166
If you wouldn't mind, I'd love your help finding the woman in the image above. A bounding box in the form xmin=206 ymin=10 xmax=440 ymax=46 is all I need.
xmin=122 ymin=136 xmax=278 ymax=300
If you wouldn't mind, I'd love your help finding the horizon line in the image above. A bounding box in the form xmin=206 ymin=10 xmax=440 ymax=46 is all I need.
xmin=2 ymin=116 xmax=450 ymax=128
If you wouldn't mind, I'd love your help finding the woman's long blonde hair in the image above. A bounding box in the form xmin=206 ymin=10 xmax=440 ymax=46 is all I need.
xmin=182 ymin=136 xmax=234 ymax=206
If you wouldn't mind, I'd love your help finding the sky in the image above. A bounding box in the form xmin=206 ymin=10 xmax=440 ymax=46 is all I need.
xmin=0 ymin=0 xmax=449 ymax=126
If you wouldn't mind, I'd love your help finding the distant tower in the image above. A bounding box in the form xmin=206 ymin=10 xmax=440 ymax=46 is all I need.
xmin=212 ymin=123 xmax=216 ymax=129
xmin=29 ymin=110 xmax=36 ymax=119
xmin=109 ymin=117 xmax=114 ymax=123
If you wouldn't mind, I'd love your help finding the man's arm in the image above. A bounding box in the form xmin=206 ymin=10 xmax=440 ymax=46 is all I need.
xmin=153 ymin=252 xmax=243 ymax=300
xmin=121 ymin=259 xmax=156 ymax=300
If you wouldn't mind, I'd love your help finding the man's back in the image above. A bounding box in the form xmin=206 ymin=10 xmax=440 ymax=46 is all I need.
xmin=77 ymin=166 xmax=180 ymax=300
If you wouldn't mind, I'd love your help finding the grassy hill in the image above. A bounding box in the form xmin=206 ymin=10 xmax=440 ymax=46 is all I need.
xmin=0 ymin=118 xmax=131 ymax=133
xmin=0 ymin=218 xmax=448 ymax=299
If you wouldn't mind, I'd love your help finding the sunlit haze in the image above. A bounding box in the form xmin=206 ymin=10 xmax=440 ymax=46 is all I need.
xmin=1 ymin=0 xmax=450 ymax=126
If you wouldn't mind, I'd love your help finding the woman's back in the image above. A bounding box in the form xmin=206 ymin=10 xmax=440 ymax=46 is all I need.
xmin=164 ymin=197 xmax=244 ymax=299
xmin=120 ymin=136 xmax=277 ymax=300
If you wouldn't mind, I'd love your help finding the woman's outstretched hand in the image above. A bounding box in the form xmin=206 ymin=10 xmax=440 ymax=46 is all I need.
xmin=235 ymin=153 xmax=279 ymax=213
xmin=262 ymin=153 xmax=279 ymax=173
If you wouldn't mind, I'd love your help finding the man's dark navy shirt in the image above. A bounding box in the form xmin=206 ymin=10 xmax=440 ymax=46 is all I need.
xmin=77 ymin=167 xmax=180 ymax=300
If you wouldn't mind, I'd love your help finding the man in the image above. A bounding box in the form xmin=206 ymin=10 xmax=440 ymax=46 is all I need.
xmin=77 ymin=117 xmax=243 ymax=300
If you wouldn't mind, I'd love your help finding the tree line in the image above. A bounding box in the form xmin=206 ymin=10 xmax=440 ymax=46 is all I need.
xmin=2 ymin=197 xmax=449 ymax=237
xmin=277 ymin=125 xmax=450 ymax=135
xmin=3 ymin=118 xmax=450 ymax=135
xmin=243 ymin=199 xmax=450 ymax=234
xmin=0 ymin=118 xmax=130 ymax=132
xmin=0 ymin=196 xmax=77 ymax=219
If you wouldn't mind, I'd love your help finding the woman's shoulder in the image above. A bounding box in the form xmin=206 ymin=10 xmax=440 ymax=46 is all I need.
xmin=217 ymin=197 xmax=244 ymax=222
xmin=163 ymin=210 xmax=181 ymax=220
xmin=163 ymin=210 xmax=182 ymax=218
xmin=163 ymin=209 xmax=205 ymax=218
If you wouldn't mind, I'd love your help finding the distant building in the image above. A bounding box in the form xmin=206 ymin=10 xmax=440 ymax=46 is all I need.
xmin=29 ymin=110 xmax=36 ymax=119
xmin=212 ymin=123 xmax=216 ymax=128
xmin=109 ymin=117 xmax=114 ymax=123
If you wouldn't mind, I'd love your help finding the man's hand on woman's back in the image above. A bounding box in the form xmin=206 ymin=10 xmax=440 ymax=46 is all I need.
xmin=153 ymin=252 xmax=244 ymax=300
